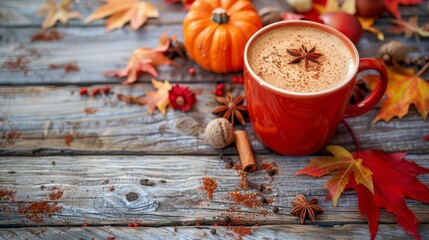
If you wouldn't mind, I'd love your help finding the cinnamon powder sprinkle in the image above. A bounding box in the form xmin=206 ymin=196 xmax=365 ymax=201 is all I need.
xmin=84 ymin=107 xmax=98 ymax=115
xmin=17 ymin=187 xmax=63 ymax=223
xmin=0 ymin=189 xmax=15 ymax=201
xmin=228 ymin=190 xmax=261 ymax=209
xmin=31 ymin=29 xmax=64 ymax=42
xmin=49 ymin=63 xmax=80 ymax=72
xmin=201 ymin=177 xmax=217 ymax=200
xmin=232 ymin=226 xmax=252 ymax=239
xmin=64 ymin=133 xmax=74 ymax=147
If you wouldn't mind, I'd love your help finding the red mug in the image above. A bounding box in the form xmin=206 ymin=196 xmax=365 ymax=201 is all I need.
xmin=243 ymin=20 xmax=388 ymax=156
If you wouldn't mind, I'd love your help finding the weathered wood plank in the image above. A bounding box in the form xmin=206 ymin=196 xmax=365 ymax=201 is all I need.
xmin=1 ymin=224 xmax=429 ymax=240
xmin=0 ymin=84 xmax=428 ymax=156
xmin=0 ymin=154 xmax=428 ymax=227
xmin=0 ymin=11 xmax=428 ymax=85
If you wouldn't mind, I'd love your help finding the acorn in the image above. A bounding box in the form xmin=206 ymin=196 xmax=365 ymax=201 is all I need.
xmin=204 ymin=118 xmax=234 ymax=148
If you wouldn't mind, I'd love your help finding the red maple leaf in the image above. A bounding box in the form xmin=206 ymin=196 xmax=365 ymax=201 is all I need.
xmin=299 ymin=146 xmax=429 ymax=240
xmin=384 ymin=0 xmax=423 ymax=19
xmin=347 ymin=150 xmax=429 ymax=240
xmin=423 ymin=134 xmax=429 ymax=140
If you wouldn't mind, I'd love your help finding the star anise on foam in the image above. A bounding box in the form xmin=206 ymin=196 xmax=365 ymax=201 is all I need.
xmin=290 ymin=194 xmax=324 ymax=224
xmin=287 ymin=44 xmax=322 ymax=70
xmin=212 ymin=92 xmax=247 ymax=126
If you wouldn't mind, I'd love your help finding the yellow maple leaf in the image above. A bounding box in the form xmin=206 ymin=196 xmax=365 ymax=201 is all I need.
xmin=85 ymin=0 xmax=159 ymax=31
xmin=37 ymin=0 xmax=82 ymax=29
xmin=141 ymin=79 xmax=172 ymax=115
xmin=364 ymin=63 xmax=429 ymax=122
xmin=358 ymin=17 xmax=384 ymax=41
xmin=296 ymin=145 xmax=374 ymax=207
xmin=314 ymin=0 xmax=356 ymax=15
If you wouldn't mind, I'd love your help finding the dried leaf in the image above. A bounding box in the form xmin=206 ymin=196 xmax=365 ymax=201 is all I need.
xmin=314 ymin=0 xmax=356 ymax=15
xmin=164 ymin=0 xmax=195 ymax=10
xmin=85 ymin=0 xmax=159 ymax=31
xmin=140 ymin=79 xmax=172 ymax=115
xmin=104 ymin=41 xmax=177 ymax=84
xmin=296 ymin=145 xmax=374 ymax=207
xmin=37 ymin=0 xmax=82 ymax=29
xmin=384 ymin=0 xmax=423 ymax=19
xmin=358 ymin=17 xmax=385 ymax=41
xmin=389 ymin=16 xmax=429 ymax=42
xmin=363 ymin=63 xmax=429 ymax=122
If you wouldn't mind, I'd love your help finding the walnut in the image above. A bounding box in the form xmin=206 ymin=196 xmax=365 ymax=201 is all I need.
xmin=377 ymin=40 xmax=413 ymax=65
xmin=204 ymin=118 xmax=234 ymax=148
xmin=286 ymin=0 xmax=312 ymax=13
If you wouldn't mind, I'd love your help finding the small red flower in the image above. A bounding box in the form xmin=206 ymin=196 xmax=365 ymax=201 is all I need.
xmin=168 ymin=84 xmax=196 ymax=112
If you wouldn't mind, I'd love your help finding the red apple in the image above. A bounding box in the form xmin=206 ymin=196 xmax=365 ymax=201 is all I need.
xmin=319 ymin=12 xmax=363 ymax=44
xmin=356 ymin=0 xmax=385 ymax=18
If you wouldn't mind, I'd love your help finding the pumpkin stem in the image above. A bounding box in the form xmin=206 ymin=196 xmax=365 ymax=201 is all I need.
xmin=212 ymin=8 xmax=229 ymax=24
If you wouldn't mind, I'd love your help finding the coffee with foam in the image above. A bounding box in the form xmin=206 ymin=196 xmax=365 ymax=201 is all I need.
xmin=248 ymin=26 xmax=355 ymax=93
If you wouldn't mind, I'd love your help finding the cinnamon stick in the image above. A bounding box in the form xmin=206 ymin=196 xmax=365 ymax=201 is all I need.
xmin=234 ymin=130 xmax=257 ymax=172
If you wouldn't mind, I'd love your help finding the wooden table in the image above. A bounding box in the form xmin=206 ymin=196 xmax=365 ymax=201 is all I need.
xmin=1 ymin=0 xmax=428 ymax=239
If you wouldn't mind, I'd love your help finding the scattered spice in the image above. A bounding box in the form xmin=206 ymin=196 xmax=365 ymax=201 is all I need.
xmin=212 ymin=92 xmax=247 ymax=126
xmin=31 ymin=29 xmax=64 ymax=42
xmin=106 ymin=236 xmax=116 ymax=240
xmin=108 ymin=186 xmax=115 ymax=192
xmin=17 ymin=187 xmax=63 ymax=223
xmin=287 ymin=44 xmax=322 ymax=70
xmin=228 ymin=190 xmax=261 ymax=209
xmin=140 ymin=179 xmax=155 ymax=186
xmin=84 ymin=107 xmax=98 ymax=115
xmin=2 ymin=130 xmax=21 ymax=145
xmin=1 ymin=56 xmax=30 ymax=73
xmin=0 ymin=189 xmax=15 ymax=201
xmin=201 ymin=177 xmax=217 ymax=200
xmin=52 ymin=161 xmax=56 ymax=165
xmin=210 ymin=228 xmax=217 ymax=234
xmin=64 ymin=133 xmax=73 ymax=147
xmin=260 ymin=196 xmax=267 ymax=204
xmin=125 ymin=192 xmax=139 ymax=202
xmin=49 ymin=63 xmax=80 ymax=72
xmin=232 ymin=226 xmax=252 ymax=239
xmin=290 ymin=194 xmax=324 ymax=224
xmin=224 ymin=215 xmax=231 ymax=224
xmin=220 ymin=154 xmax=234 ymax=169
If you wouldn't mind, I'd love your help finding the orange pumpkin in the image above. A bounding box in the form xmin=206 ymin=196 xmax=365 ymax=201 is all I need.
xmin=183 ymin=0 xmax=263 ymax=73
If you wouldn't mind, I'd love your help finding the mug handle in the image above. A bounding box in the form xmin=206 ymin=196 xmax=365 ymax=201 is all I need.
xmin=344 ymin=58 xmax=388 ymax=118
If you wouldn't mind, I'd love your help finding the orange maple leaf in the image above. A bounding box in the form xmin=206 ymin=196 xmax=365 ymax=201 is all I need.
xmin=37 ymin=0 xmax=82 ymax=29
xmin=364 ymin=63 xmax=429 ymax=122
xmin=105 ymin=40 xmax=177 ymax=84
xmin=358 ymin=17 xmax=385 ymax=41
xmin=296 ymin=145 xmax=374 ymax=207
xmin=141 ymin=79 xmax=172 ymax=115
xmin=85 ymin=0 xmax=159 ymax=31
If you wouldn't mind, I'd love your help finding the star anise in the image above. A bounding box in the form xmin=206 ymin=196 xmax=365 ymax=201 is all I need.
xmin=212 ymin=92 xmax=247 ymax=126
xmin=287 ymin=44 xmax=322 ymax=70
xmin=290 ymin=194 xmax=324 ymax=224
xmin=165 ymin=39 xmax=187 ymax=60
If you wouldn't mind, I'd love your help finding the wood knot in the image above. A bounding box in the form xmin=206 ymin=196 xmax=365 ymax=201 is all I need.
xmin=126 ymin=192 xmax=139 ymax=202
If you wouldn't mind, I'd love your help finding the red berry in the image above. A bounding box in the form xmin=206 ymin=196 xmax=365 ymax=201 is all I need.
xmin=91 ymin=88 xmax=101 ymax=97
xmin=238 ymin=77 xmax=244 ymax=84
xmin=216 ymin=83 xmax=224 ymax=90
xmin=215 ymin=89 xmax=223 ymax=96
xmin=188 ymin=67 xmax=196 ymax=75
xmin=232 ymin=76 xmax=239 ymax=83
xmin=83 ymin=223 xmax=88 ymax=227
xmin=128 ymin=223 xmax=132 ymax=227
xmin=103 ymin=86 xmax=110 ymax=94
xmin=134 ymin=223 xmax=139 ymax=227
xmin=79 ymin=87 xmax=88 ymax=96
